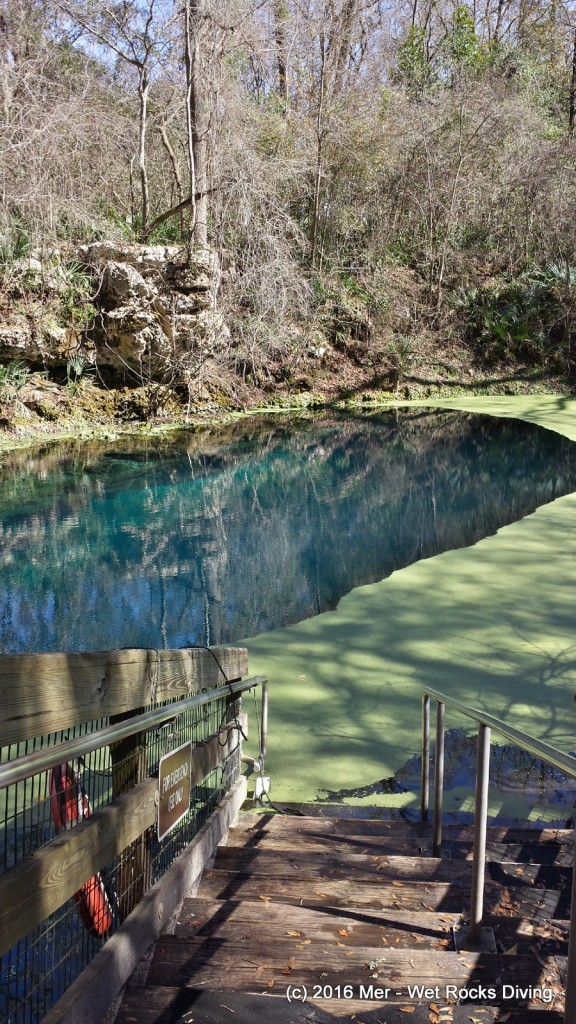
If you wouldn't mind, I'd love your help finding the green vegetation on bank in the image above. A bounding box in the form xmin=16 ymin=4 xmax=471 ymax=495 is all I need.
xmin=1 ymin=0 xmax=575 ymax=414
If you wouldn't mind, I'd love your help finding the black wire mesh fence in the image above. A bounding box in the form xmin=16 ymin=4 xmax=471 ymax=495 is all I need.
xmin=0 ymin=680 xmax=243 ymax=1024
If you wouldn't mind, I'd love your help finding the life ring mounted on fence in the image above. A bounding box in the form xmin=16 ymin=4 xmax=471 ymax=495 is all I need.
xmin=50 ymin=761 xmax=113 ymax=937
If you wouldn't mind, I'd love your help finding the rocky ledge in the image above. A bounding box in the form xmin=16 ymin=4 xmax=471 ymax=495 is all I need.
xmin=0 ymin=242 xmax=228 ymax=381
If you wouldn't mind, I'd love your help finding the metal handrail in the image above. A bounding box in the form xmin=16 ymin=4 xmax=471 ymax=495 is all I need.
xmin=0 ymin=675 xmax=266 ymax=790
xmin=421 ymin=686 xmax=576 ymax=1023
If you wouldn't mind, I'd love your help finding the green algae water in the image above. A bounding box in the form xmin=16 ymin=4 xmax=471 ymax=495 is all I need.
xmin=1 ymin=408 xmax=576 ymax=653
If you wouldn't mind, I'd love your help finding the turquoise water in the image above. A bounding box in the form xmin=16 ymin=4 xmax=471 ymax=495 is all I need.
xmin=1 ymin=409 xmax=576 ymax=653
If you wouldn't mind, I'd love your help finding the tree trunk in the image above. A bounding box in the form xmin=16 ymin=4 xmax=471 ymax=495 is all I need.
xmin=184 ymin=0 xmax=207 ymax=248
xmin=274 ymin=0 xmax=288 ymax=113
xmin=138 ymin=72 xmax=150 ymax=234
xmin=159 ymin=122 xmax=184 ymax=236
xmin=565 ymin=28 xmax=569 ymax=134
xmin=311 ymin=30 xmax=326 ymax=268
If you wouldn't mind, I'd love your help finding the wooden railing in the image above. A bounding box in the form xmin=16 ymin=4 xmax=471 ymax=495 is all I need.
xmin=0 ymin=646 xmax=265 ymax=1024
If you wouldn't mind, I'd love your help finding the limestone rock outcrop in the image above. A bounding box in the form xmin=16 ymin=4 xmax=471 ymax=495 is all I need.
xmin=0 ymin=242 xmax=228 ymax=380
xmin=78 ymin=242 xmax=227 ymax=379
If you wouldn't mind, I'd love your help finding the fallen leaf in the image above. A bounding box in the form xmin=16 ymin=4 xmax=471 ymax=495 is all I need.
xmin=392 ymin=881 xmax=404 ymax=888
xmin=286 ymin=930 xmax=300 ymax=937
xmin=430 ymin=1004 xmax=440 ymax=1013
xmin=281 ymin=956 xmax=296 ymax=975
xmin=338 ymin=929 xmax=350 ymax=936
xmin=399 ymin=1008 xmax=416 ymax=1014
xmin=259 ymin=895 xmax=271 ymax=903
xmin=267 ymin=979 xmax=275 ymax=988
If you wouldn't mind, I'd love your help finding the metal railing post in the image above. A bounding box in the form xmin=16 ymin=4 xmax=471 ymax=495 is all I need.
xmin=421 ymin=693 xmax=430 ymax=822
xmin=260 ymin=680 xmax=268 ymax=767
xmin=562 ymin=827 xmax=576 ymax=1021
xmin=433 ymin=701 xmax=445 ymax=857
xmin=469 ymin=722 xmax=491 ymax=942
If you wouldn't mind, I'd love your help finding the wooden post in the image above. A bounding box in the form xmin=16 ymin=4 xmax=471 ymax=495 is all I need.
xmin=110 ymin=708 xmax=151 ymax=921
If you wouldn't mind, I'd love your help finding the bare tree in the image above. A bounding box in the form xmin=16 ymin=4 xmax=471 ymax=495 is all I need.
xmin=54 ymin=0 xmax=176 ymax=235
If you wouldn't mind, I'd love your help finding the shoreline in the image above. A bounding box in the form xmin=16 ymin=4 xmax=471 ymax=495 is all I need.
xmin=244 ymin=394 xmax=576 ymax=812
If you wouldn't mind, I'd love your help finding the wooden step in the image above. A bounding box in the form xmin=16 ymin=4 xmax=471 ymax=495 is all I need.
xmin=228 ymin=818 xmax=575 ymax=864
xmin=232 ymin=812 xmax=574 ymax=846
xmin=212 ymin=845 xmax=572 ymax=888
xmin=112 ymin=811 xmax=570 ymax=1023
xmin=146 ymin=935 xmax=564 ymax=1004
xmin=176 ymin=896 xmax=569 ymax=956
xmin=200 ymin=865 xmax=572 ymax=919
xmin=176 ymin=896 xmax=459 ymax=949
xmin=114 ymin=985 xmax=566 ymax=1023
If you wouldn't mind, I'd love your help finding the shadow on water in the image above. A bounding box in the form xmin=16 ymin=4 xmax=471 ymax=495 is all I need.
xmin=1 ymin=408 xmax=576 ymax=652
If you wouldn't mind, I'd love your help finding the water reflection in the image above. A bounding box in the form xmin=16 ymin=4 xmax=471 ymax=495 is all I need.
xmin=1 ymin=409 xmax=575 ymax=653
xmin=317 ymin=729 xmax=576 ymax=827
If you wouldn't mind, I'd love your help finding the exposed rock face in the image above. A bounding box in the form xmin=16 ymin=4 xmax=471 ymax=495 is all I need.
xmin=0 ymin=242 xmax=228 ymax=379
xmin=0 ymin=251 xmax=85 ymax=365
xmin=78 ymin=242 xmax=227 ymax=379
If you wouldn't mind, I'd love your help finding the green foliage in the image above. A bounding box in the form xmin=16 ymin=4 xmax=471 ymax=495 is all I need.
xmin=0 ymin=361 xmax=32 ymax=393
xmin=145 ymin=219 xmax=182 ymax=244
xmin=0 ymin=229 xmax=31 ymax=273
xmin=57 ymin=261 xmax=97 ymax=329
xmin=313 ymin=274 xmax=374 ymax=356
xmin=386 ymin=234 xmax=417 ymax=267
xmin=440 ymin=6 xmax=488 ymax=81
xmin=102 ymin=206 xmax=137 ymax=241
xmin=387 ymin=335 xmax=416 ymax=393
xmin=65 ymin=355 xmax=95 ymax=392
xmin=458 ymin=262 xmax=576 ymax=369
xmin=395 ymin=27 xmax=435 ymax=96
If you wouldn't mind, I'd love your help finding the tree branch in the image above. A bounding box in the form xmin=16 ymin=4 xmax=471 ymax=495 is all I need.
xmin=141 ymin=188 xmax=219 ymax=240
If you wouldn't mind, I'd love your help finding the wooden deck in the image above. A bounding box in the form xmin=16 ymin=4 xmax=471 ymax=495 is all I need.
xmin=113 ymin=809 xmax=571 ymax=1023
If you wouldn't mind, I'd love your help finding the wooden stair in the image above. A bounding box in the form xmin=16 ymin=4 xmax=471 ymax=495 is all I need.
xmin=113 ymin=810 xmax=572 ymax=1023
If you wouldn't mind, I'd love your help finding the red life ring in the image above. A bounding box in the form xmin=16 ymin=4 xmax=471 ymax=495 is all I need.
xmin=50 ymin=762 xmax=113 ymax=937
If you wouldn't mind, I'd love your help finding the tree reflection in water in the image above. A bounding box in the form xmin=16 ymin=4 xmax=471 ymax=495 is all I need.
xmin=0 ymin=408 xmax=575 ymax=653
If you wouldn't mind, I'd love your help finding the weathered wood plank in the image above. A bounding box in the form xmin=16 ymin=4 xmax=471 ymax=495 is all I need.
xmin=0 ymin=646 xmax=247 ymax=744
xmin=113 ymin=987 xmax=565 ymax=1024
xmin=147 ymin=937 xmax=557 ymax=996
xmin=176 ymin=896 xmax=458 ymax=948
xmin=175 ymin=896 xmax=569 ymax=955
xmin=227 ymin=826 xmax=574 ymax=864
xmin=232 ymin=813 xmax=574 ymax=846
xmin=0 ymin=723 xmax=243 ymax=955
xmin=198 ymin=869 xmax=572 ymax=918
xmin=211 ymin=847 xmax=572 ymax=889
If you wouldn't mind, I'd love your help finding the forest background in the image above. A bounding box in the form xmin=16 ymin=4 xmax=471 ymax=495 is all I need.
xmin=1 ymin=0 xmax=576 ymax=430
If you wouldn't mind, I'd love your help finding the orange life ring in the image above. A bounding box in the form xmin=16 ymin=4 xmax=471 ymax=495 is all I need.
xmin=50 ymin=762 xmax=113 ymax=937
